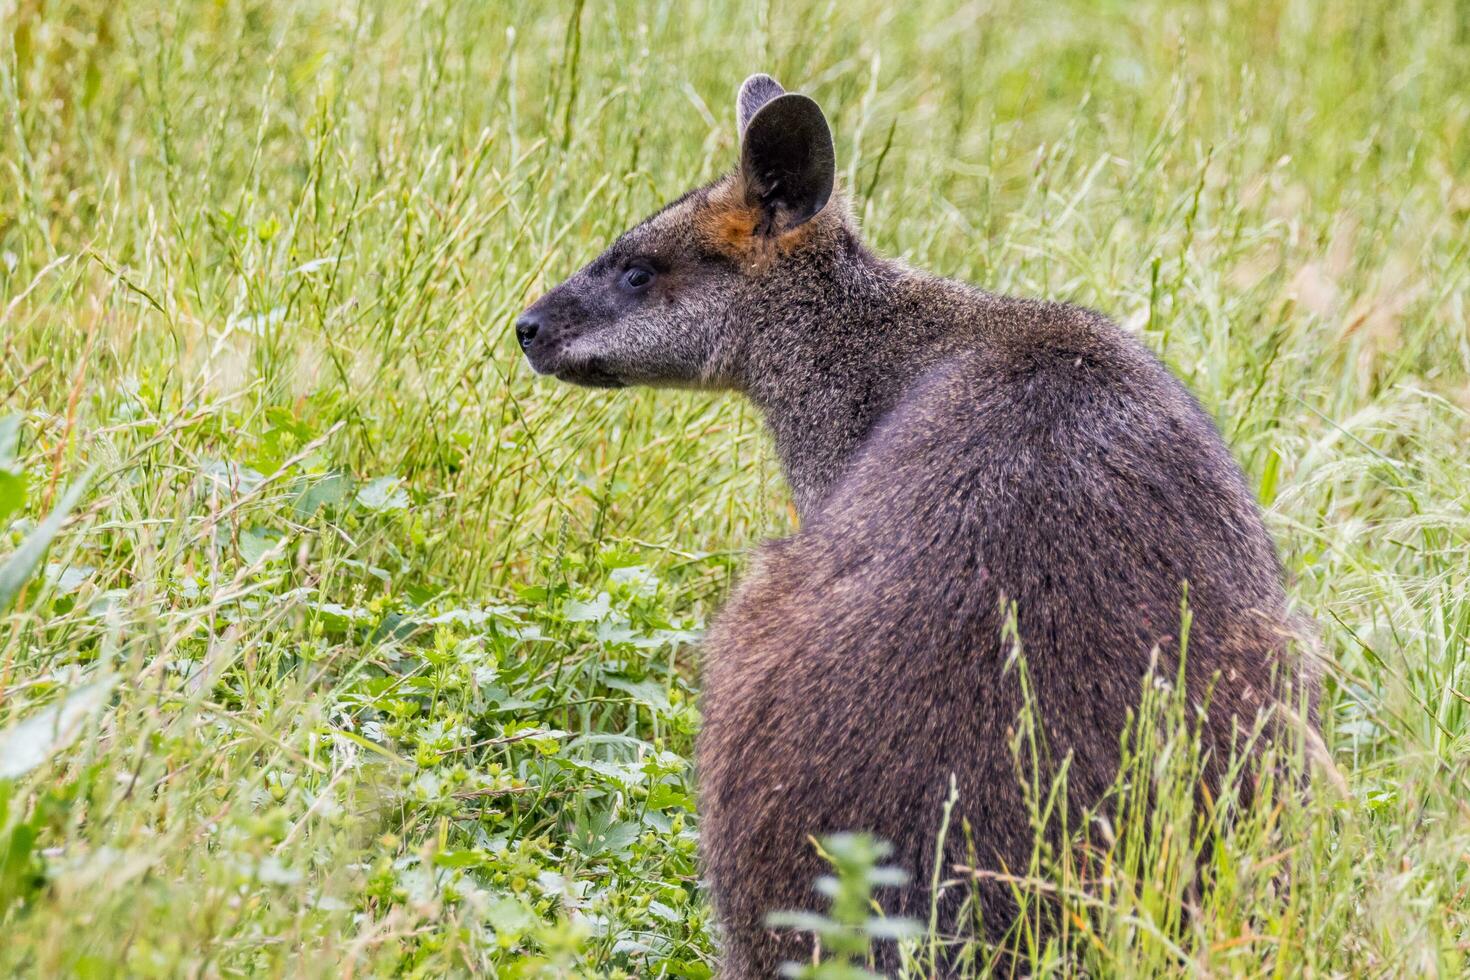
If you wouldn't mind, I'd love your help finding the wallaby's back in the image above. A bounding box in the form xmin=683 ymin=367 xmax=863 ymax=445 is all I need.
xmin=699 ymin=292 xmax=1309 ymax=976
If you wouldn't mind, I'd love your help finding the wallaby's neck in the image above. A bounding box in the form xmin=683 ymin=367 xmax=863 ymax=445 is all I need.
xmin=734 ymin=239 xmax=974 ymax=520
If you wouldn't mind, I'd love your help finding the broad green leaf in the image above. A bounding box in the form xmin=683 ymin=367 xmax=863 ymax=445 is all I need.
xmin=356 ymin=476 xmax=409 ymax=512
xmin=0 ymin=472 xmax=90 ymax=612
xmin=485 ymin=894 xmax=541 ymax=940
xmin=568 ymin=809 xmax=641 ymax=858
xmin=0 ymin=416 xmax=19 ymax=463
xmin=432 ymin=849 xmax=486 ymax=869
xmin=645 ymin=783 xmax=694 ymax=812
xmin=293 ymin=471 xmax=352 ymax=519
xmin=0 ymin=415 xmax=24 ymax=522
xmin=0 ymin=677 xmax=116 ymax=779
xmin=0 ymin=470 xmax=24 ymax=524
xmin=604 ymin=675 xmax=672 ymax=710
xmin=563 ymin=592 xmax=611 ymax=623
xmin=238 ymin=527 xmax=285 ymax=565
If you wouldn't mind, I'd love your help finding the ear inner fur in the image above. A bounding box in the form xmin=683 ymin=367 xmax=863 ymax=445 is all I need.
xmin=737 ymin=73 xmax=786 ymax=136
xmin=739 ymin=93 xmax=836 ymax=233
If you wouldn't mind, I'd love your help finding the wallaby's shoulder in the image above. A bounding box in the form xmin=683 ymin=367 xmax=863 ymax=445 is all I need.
xmin=885 ymin=268 xmax=1175 ymax=419
xmin=931 ymin=273 xmax=1150 ymax=369
xmin=808 ymin=278 xmax=1234 ymax=523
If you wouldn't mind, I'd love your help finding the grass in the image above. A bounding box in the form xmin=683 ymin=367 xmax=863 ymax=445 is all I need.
xmin=1 ymin=0 xmax=1468 ymax=975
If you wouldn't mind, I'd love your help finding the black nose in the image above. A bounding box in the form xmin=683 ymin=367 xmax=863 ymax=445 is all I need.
xmin=515 ymin=313 xmax=541 ymax=351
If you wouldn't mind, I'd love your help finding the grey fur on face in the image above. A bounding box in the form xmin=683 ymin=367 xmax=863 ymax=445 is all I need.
xmin=519 ymin=74 xmax=1320 ymax=978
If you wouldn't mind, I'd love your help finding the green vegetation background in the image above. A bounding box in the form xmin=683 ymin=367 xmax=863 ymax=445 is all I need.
xmin=1 ymin=0 xmax=1467 ymax=975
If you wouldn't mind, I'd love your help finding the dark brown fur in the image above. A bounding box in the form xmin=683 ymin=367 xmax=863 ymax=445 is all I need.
xmin=518 ymin=75 xmax=1319 ymax=977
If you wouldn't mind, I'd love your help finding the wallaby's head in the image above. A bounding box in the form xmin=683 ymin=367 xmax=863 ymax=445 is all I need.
xmin=517 ymin=74 xmax=842 ymax=389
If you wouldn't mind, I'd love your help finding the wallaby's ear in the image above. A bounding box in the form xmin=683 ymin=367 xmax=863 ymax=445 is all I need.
xmin=738 ymin=86 xmax=835 ymax=236
xmin=736 ymin=73 xmax=785 ymax=136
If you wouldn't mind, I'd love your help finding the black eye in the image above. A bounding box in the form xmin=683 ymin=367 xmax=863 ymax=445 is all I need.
xmin=620 ymin=265 xmax=654 ymax=293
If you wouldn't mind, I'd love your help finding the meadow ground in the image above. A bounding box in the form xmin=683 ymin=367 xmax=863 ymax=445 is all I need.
xmin=2 ymin=0 xmax=1468 ymax=975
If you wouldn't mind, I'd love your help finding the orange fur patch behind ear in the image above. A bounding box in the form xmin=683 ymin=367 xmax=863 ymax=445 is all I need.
xmin=699 ymin=202 xmax=760 ymax=249
xmin=694 ymin=180 xmax=761 ymax=257
xmin=695 ymin=180 xmax=824 ymax=265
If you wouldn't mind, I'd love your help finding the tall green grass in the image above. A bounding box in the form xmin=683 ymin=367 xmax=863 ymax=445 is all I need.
xmin=2 ymin=0 xmax=1467 ymax=974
